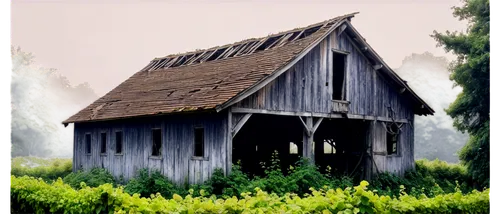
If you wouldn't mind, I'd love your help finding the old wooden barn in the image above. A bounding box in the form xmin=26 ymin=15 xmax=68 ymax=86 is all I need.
xmin=63 ymin=13 xmax=434 ymax=184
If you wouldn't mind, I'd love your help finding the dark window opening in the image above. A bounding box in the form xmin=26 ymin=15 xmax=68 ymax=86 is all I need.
xmin=332 ymin=52 xmax=346 ymax=100
xmin=85 ymin=134 xmax=91 ymax=154
xmin=194 ymin=127 xmax=204 ymax=157
xmin=115 ymin=131 xmax=123 ymax=154
xmin=386 ymin=123 xmax=399 ymax=155
xmin=100 ymin=132 xmax=107 ymax=154
xmin=152 ymin=129 xmax=162 ymax=156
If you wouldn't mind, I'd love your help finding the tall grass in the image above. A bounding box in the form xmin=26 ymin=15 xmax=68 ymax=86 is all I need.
xmin=11 ymin=156 xmax=72 ymax=181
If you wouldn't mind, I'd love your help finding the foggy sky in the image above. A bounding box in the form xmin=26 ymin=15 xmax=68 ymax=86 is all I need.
xmin=12 ymin=0 xmax=466 ymax=96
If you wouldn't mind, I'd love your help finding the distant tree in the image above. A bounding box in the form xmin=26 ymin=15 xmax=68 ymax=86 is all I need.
xmin=396 ymin=52 xmax=469 ymax=163
xmin=9 ymin=48 xmax=59 ymax=157
xmin=431 ymin=0 xmax=489 ymax=187
xmin=11 ymin=46 xmax=98 ymax=157
xmin=415 ymin=105 xmax=467 ymax=162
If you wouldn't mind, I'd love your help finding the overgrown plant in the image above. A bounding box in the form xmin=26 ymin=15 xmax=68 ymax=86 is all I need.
xmin=63 ymin=167 xmax=116 ymax=189
xmin=124 ymin=169 xmax=187 ymax=198
xmin=11 ymin=175 xmax=490 ymax=214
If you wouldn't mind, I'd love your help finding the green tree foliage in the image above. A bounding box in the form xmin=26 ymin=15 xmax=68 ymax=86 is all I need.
xmin=431 ymin=0 xmax=489 ymax=187
xmin=396 ymin=52 xmax=469 ymax=163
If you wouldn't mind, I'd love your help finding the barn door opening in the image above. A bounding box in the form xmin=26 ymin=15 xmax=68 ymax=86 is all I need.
xmin=314 ymin=119 xmax=369 ymax=180
xmin=332 ymin=51 xmax=347 ymax=100
xmin=232 ymin=114 xmax=303 ymax=177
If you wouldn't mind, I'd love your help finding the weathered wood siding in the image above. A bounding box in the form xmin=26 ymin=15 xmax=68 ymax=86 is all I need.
xmin=235 ymin=27 xmax=413 ymax=120
xmin=369 ymin=114 xmax=415 ymax=176
xmin=73 ymin=112 xmax=228 ymax=185
xmin=234 ymin=27 xmax=416 ymax=175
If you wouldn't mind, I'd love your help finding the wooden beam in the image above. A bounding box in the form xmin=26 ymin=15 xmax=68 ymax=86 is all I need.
xmin=231 ymin=113 xmax=252 ymax=138
xmin=246 ymin=37 xmax=268 ymax=54
xmin=275 ymin=33 xmax=294 ymax=48
xmin=146 ymin=60 xmax=161 ymax=71
xmin=231 ymin=107 xmax=344 ymax=118
xmin=290 ymin=29 xmax=305 ymax=42
xmin=229 ymin=108 xmax=409 ymax=123
xmin=338 ymin=23 xmax=347 ymax=35
xmin=233 ymin=42 xmax=252 ymax=57
xmin=264 ymin=35 xmax=284 ymax=50
xmin=312 ymin=117 xmax=324 ymax=133
xmin=153 ymin=59 xmax=169 ymax=70
xmin=215 ymin=47 xmax=233 ymax=60
xmin=331 ymin=48 xmax=350 ymax=55
xmin=299 ymin=116 xmax=309 ymax=132
xmin=164 ymin=56 xmax=179 ymax=68
xmin=200 ymin=49 xmax=218 ymax=62
xmin=223 ymin=44 xmax=244 ymax=59
xmin=216 ymin=20 xmax=347 ymax=112
xmin=185 ymin=54 xmax=197 ymax=63
xmin=186 ymin=51 xmax=207 ymax=65
xmin=171 ymin=55 xmax=186 ymax=67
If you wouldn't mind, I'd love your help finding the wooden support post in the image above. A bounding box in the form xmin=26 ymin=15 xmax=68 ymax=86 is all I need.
xmin=226 ymin=109 xmax=233 ymax=175
xmin=299 ymin=117 xmax=323 ymax=164
xmin=302 ymin=117 xmax=314 ymax=164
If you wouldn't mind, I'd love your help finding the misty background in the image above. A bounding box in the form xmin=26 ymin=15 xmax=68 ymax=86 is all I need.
xmin=10 ymin=0 xmax=468 ymax=162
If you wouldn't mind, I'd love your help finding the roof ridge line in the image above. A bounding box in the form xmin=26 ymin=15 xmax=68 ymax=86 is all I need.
xmin=150 ymin=12 xmax=359 ymax=62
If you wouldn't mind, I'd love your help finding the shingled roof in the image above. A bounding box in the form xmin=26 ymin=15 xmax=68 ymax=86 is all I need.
xmin=63 ymin=12 xmax=432 ymax=124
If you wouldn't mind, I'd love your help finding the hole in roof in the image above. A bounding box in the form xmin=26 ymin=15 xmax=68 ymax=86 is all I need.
xmin=302 ymin=25 xmax=322 ymax=38
xmin=206 ymin=48 xmax=227 ymax=62
xmin=255 ymin=36 xmax=281 ymax=51
xmin=149 ymin=21 xmax=330 ymax=70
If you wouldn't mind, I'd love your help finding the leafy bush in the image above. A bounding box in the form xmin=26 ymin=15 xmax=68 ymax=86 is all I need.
xmin=370 ymin=159 xmax=474 ymax=198
xmin=124 ymin=169 xmax=186 ymax=198
xmin=63 ymin=167 xmax=116 ymax=189
xmin=11 ymin=175 xmax=490 ymax=214
xmin=11 ymin=156 xmax=72 ymax=181
xmin=196 ymin=152 xmax=354 ymax=198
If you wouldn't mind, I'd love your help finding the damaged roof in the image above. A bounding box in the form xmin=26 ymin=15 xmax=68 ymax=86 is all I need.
xmin=63 ymin=12 xmax=432 ymax=124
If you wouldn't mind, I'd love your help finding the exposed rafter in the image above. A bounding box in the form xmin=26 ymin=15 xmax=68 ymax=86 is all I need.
xmin=144 ymin=16 xmax=350 ymax=71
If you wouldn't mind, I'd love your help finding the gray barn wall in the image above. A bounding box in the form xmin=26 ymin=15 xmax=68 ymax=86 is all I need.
xmin=73 ymin=112 xmax=228 ymax=185
xmin=235 ymin=27 xmax=413 ymax=120
xmin=234 ymin=27 xmax=416 ymax=174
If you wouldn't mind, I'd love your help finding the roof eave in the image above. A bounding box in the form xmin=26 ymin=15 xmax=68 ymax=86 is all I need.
xmin=342 ymin=21 xmax=435 ymax=116
xmin=62 ymin=108 xmax=218 ymax=125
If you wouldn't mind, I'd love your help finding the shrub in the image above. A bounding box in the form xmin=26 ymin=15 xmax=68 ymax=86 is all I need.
xmin=124 ymin=169 xmax=186 ymax=198
xmin=11 ymin=156 xmax=72 ymax=181
xmin=63 ymin=167 xmax=115 ymax=189
xmin=11 ymin=175 xmax=490 ymax=214
xmin=370 ymin=159 xmax=475 ymax=198
xmin=198 ymin=152 xmax=356 ymax=198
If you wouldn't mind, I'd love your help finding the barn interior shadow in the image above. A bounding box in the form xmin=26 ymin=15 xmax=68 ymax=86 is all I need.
xmin=232 ymin=114 xmax=370 ymax=180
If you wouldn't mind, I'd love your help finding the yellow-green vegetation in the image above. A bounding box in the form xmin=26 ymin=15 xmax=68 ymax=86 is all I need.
xmin=11 ymin=156 xmax=72 ymax=181
xmin=11 ymin=175 xmax=489 ymax=214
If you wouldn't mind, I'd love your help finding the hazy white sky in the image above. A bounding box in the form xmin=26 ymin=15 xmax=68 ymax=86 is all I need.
xmin=12 ymin=0 xmax=467 ymax=96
